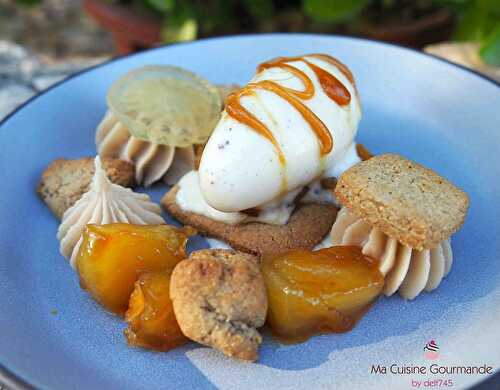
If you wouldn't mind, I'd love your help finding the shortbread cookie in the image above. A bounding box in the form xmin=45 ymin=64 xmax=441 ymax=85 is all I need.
xmin=335 ymin=154 xmax=468 ymax=250
xmin=37 ymin=157 xmax=135 ymax=219
xmin=170 ymin=249 xmax=266 ymax=362
xmin=162 ymin=187 xmax=338 ymax=256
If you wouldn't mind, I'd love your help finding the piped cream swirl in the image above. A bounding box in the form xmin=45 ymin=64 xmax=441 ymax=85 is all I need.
xmin=57 ymin=156 xmax=164 ymax=268
xmin=330 ymin=208 xmax=453 ymax=300
xmin=96 ymin=110 xmax=195 ymax=187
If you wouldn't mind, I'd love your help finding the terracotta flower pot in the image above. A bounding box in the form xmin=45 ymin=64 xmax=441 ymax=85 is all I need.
xmin=83 ymin=0 xmax=162 ymax=55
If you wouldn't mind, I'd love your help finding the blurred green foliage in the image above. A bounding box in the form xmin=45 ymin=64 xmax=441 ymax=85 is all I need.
xmin=144 ymin=0 xmax=278 ymax=43
xmin=303 ymin=0 xmax=370 ymax=22
xmin=12 ymin=0 xmax=500 ymax=65
xmin=450 ymin=0 xmax=500 ymax=65
xmin=13 ymin=0 xmax=41 ymax=6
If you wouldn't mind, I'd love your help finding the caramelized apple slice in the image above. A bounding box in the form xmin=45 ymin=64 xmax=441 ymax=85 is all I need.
xmin=125 ymin=272 xmax=187 ymax=351
xmin=76 ymin=223 xmax=194 ymax=315
xmin=261 ymin=246 xmax=384 ymax=343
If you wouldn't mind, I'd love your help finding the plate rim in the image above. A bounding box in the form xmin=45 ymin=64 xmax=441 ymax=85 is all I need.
xmin=0 ymin=32 xmax=498 ymax=390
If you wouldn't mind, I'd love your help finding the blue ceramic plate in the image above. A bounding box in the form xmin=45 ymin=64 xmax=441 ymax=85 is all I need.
xmin=1 ymin=34 xmax=499 ymax=390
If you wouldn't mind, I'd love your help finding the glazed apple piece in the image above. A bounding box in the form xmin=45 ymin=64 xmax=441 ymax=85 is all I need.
xmin=125 ymin=272 xmax=187 ymax=351
xmin=261 ymin=246 xmax=384 ymax=343
xmin=76 ymin=223 xmax=194 ymax=315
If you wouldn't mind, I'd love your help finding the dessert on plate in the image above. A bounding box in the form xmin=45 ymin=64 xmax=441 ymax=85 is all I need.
xmin=77 ymin=222 xmax=193 ymax=316
xmin=125 ymin=272 xmax=188 ymax=351
xmin=329 ymin=153 xmax=468 ymax=299
xmin=163 ymin=184 xmax=338 ymax=256
xmin=94 ymin=65 xmax=238 ymax=186
xmin=36 ymin=51 xmax=469 ymax=363
xmin=37 ymin=156 xmax=135 ymax=218
xmin=96 ymin=110 xmax=197 ymax=187
xmin=57 ymin=157 xmax=164 ymax=267
xmin=262 ymin=246 xmax=384 ymax=343
xmin=170 ymin=249 xmax=267 ymax=361
xmin=163 ymin=54 xmax=362 ymax=255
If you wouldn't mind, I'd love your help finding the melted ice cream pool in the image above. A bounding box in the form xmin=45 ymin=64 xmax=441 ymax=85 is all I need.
xmin=176 ymin=143 xmax=360 ymax=225
xmin=176 ymin=170 xmax=302 ymax=225
xmin=57 ymin=156 xmax=164 ymax=268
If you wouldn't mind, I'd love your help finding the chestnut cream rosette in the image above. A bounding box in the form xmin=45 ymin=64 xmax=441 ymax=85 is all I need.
xmin=330 ymin=207 xmax=453 ymax=300
xmin=57 ymin=157 xmax=164 ymax=268
xmin=96 ymin=110 xmax=196 ymax=187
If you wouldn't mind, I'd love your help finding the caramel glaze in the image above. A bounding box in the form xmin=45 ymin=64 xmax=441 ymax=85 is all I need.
xmin=225 ymin=54 xmax=354 ymax=191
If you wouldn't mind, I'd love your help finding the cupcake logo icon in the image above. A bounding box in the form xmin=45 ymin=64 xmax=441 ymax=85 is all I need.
xmin=424 ymin=339 xmax=440 ymax=360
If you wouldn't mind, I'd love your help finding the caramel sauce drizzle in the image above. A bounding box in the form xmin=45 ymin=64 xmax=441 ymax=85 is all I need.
xmin=225 ymin=54 xmax=353 ymax=171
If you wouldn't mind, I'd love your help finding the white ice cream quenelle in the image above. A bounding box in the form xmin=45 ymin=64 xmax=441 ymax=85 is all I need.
xmin=176 ymin=170 xmax=301 ymax=225
xmin=96 ymin=110 xmax=195 ymax=187
xmin=199 ymin=54 xmax=362 ymax=212
xmin=57 ymin=156 xmax=165 ymax=268
xmin=330 ymin=208 xmax=453 ymax=300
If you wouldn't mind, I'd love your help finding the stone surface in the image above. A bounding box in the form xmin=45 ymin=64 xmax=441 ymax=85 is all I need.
xmin=0 ymin=40 xmax=40 ymax=82
xmin=424 ymin=41 xmax=500 ymax=82
xmin=0 ymin=0 xmax=113 ymax=58
xmin=0 ymin=81 xmax=36 ymax=119
xmin=0 ymin=40 xmax=108 ymax=121
xmin=0 ymin=0 xmax=113 ymax=123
